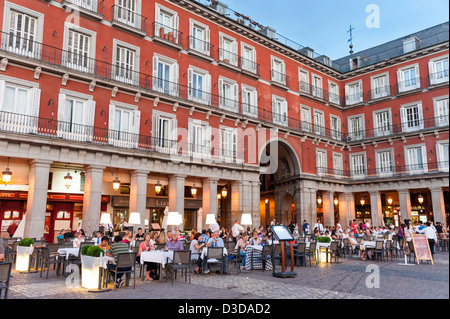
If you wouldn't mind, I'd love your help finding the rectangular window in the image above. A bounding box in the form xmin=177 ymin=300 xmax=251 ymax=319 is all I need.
xmin=435 ymin=98 xmax=449 ymax=127
xmin=241 ymin=44 xmax=257 ymax=73
xmin=316 ymin=150 xmax=326 ymax=175
xmin=190 ymin=22 xmax=210 ymax=55
xmin=153 ymin=112 xmax=177 ymax=153
xmin=241 ymin=86 xmax=257 ymax=117
xmin=218 ymin=78 xmax=238 ymax=111
xmin=377 ymin=150 xmax=393 ymax=175
xmin=351 ymin=154 xmax=366 ymax=178
xmin=219 ymin=35 xmax=238 ymax=66
xmin=152 ymin=56 xmax=178 ymax=96
xmin=401 ymin=103 xmax=423 ymax=132
xmin=271 ymin=58 xmax=286 ymax=85
xmin=108 ymin=103 xmax=139 ymax=148
xmin=429 ymin=57 xmax=449 ymax=85
xmin=329 ymin=82 xmax=340 ymax=104
xmin=301 ymin=106 xmax=311 ymax=132
xmin=311 ymin=75 xmax=323 ymax=99
xmin=272 ymin=96 xmax=287 ymax=126
xmin=188 ymin=68 xmax=211 ymax=105
xmin=299 ymin=69 xmax=309 ymax=94
xmin=313 ymin=110 xmax=325 ymax=136
xmin=333 ymin=154 xmax=343 ymax=178
xmin=406 ymin=146 xmax=427 ymax=174
xmin=397 ymin=66 xmax=420 ymax=92
xmin=437 ymin=143 xmax=449 ymax=172
xmin=372 ymin=74 xmax=389 ymax=99
xmin=374 ymin=110 xmax=391 ymax=137
xmin=115 ymin=0 xmax=138 ymax=28
xmin=190 ymin=122 xmax=211 ymax=157
xmin=65 ymin=30 xmax=90 ymax=71
xmin=3 ymin=85 xmax=28 ymax=114
xmin=115 ymin=46 xmax=136 ymax=85
xmin=346 ymin=82 xmax=363 ymax=105
xmin=348 ymin=116 xmax=364 ymax=141
xmin=7 ymin=10 xmax=37 ymax=56
xmin=330 ymin=115 xmax=341 ymax=140
xmin=220 ymin=127 xmax=237 ymax=162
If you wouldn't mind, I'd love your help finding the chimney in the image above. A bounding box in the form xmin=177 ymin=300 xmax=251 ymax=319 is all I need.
xmin=212 ymin=1 xmax=228 ymax=16
xmin=262 ymin=26 xmax=277 ymax=40
xmin=298 ymin=47 xmax=314 ymax=59
xmin=315 ymin=55 xmax=332 ymax=67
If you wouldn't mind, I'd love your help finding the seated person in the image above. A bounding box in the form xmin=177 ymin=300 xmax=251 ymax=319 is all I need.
xmin=134 ymin=228 xmax=145 ymax=241
xmin=107 ymin=236 xmax=132 ymax=288
xmin=97 ymin=236 xmax=110 ymax=252
xmin=57 ymin=230 xmax=65 ymax=243
xmin=310 ymin=228 xmax=321 ymax=242
xmin=249 ymin=231 xmax=262 ymax=246
xmin=203 ymin=231 xmax=229 ymax=274
xmin=191 ymin=233 xmax=206 ymax=274
xmin=73 ymin=232 xmax=82 ymax=248
xmin=165 ymin=231 xmax=184 ymax=252
xmin=236 ymin=234 xmax=249 ymax=270
xmin=136 ymin=233 xmax=157 ymax=281
xmin=92 ymin=231 xmax=103 ymax=246
xmin=122 ymin=231 xmax=133 ymax=245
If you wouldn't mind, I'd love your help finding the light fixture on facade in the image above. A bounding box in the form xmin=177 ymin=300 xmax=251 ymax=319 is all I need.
xmin=317 ymin=194 xmax=322 ymax=206
xmin=112 ymin=169 xmax=121 ymax=192
xmin=155 ymin=180 xmax=162 ymax=195
xmin=387 ymin=197 xmax=393 ymax=206
xmin=2 ymin=157 xmax=12 ymax=185
xmin=265 ymin=198 xmax=269 ymax=205
xmin=191 ymin=183 xmax=198 ymax=197
xmin=360 ymin=197 xmax=365 ymax=206
xmin=217 ymin=193 xmax=221 ymax=200
xmin=64 ymin=168 xmax=73 ymax=190
xmin=221 ymin=186 xmax=228 ymax=198
xmin=334 ymin=197 xmax=339 ymax=206
xmin=418 ymin=194 xmax=424 ymax=205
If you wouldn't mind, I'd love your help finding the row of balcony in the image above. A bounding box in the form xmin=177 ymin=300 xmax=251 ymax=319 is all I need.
xmin=316 ymin=161 xmax=449 ymax=181
xmin=0 ymin=109 xmax=244 ymax=163
xmin=1 ymin=31 xmax=448 ymax=144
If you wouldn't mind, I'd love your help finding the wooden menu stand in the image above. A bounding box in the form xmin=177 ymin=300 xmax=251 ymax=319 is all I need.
xmin=271 ymin=225 xmax=297 ymax=278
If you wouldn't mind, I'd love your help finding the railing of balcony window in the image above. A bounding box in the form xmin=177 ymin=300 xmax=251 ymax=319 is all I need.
xmin=396 ymin=77 xmax=423 ymax=94
xmin=63 ymin=0 xmax=104 ymax=15
xmin=299 ymin=82 xmax=328 ymax=101
xmin=240 ymin=56 xmax=260 ymax=76
xmin=298 ymin=81 xmax=310 ymax=95
xmin=218 ymin=94 xmax=239 ymax=112
xmin=344 ymin=92 xmax=365 ymax=106
xmin=368 ymin=85 xmax=392 ymax=101
xmin=428 ymin=70 xmax=449 ymax=86
xmin=317 ymin=162 xmax=449 ymax=181
xmin=111 ymin=5 xmax=147 ymax=33
xmin=218 ymin=48 xmax=239 ymax=67
xmin=271 ymin=70 xmax=289 ymax=87
xmin=328 ymin=92 xmax=341 ymax=105
xmin=152 ymin=22 xmax=183 ymax=46
xmin=188 ymin=36 xmax=214 ymax=58
xmin=241 ymin=102 xmax=258 ymax=118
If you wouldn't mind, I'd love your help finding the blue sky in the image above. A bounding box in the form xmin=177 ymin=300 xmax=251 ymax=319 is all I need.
xmin=204 ymin=0 xmax=449 ymax=60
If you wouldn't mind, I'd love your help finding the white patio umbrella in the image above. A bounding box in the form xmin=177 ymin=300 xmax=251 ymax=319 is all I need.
xmin=13 ymin=214 xmax=26 ymax=238
xmin=197 ymin=208 xmax=203 ymax=231
xmin=161 ymin=206 xmax=169 ymax=230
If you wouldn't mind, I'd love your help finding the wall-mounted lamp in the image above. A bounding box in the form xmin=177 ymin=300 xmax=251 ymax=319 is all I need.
xmin=48 ymin=99 xmax=55 ymax=118
xmin=2 ymin=157 xmax=13 ymax=185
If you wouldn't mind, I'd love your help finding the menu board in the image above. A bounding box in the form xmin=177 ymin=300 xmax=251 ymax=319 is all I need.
xmin=271 ymin=225 xmax=295 ymax=241
xmin=412 ymin=234 xmax=434 ymax=265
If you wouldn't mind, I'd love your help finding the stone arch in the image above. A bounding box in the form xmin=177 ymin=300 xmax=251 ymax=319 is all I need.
xmin=258 ymin=137 xmax=301 ymax=177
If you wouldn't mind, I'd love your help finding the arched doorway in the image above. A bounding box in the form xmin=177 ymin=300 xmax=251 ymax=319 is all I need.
xmin=259 ymin=138 xmax=301 ymax=226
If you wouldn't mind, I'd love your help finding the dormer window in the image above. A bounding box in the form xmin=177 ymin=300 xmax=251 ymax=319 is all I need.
xmin=403 ymin=37 xmax=420 ymax=54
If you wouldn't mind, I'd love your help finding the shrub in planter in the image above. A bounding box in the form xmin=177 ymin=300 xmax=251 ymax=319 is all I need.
xmin=315 ymin=237 xmax=331 ymax=243
xmin=18 ymin=238 xmax=34 ymax=247
xmin=86 ymin=246 xmax=104 ymax=258
xmin=81 ymin=244 xmax=92 ymax=256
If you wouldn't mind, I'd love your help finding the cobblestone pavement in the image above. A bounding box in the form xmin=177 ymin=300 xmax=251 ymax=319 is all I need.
xmin=5 ymin=251 xmax=448 ymax=299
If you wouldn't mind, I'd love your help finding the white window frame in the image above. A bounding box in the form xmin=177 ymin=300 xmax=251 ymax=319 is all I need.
xmin=187 ymin=66 xmax=211 ymax=105
xmin=348 ymin=114 xmax=365 ymax=141
xmin=345 ymin=80 xmax=363 ymax=105
xmin=400 ymin=101 xmax=423 ymax=132
xmin=188 ymin=119 xmax=211 ymax=159
xmin=114 ymin=0 xmax=142 ymax=30
xmin=112 ymin=39 xmax=140 ymax=86
xmin=0 ymin=75 xmax=41 ymax=134
xmin=436 ymin=141 xmax=449 ymax=172
xmin=350 ymin=152 xmax=367 ymax=179
xmin=189 ymin=19 xmax=210 ymax=55
xmin=152 ymin=110 xmax=177 ymax=154
xmin=404 ymin=144 xmax=427 ymax=175
xmin=330 ymin=114 xmax=341 ymax=140
xmin=219 ymin=32 xmax=238 ymax=66
xmin=370 ymin=72 xmax=390 ymax=99
xmin=397 ymin=63 xmax=420 ymax=93
xmin=152 ymin=53 xmax=179 ymax=97
xmin=332 ymin=152 xmax=343 ymax=178
xmin=241 ymin=42 xmax=257 ymax=73
xmin=271 ymin=56 xmax=286 ymax=85
xmin=328 ymin=81 xmax=340 ymax=104
xmin=218 ymin=76 xmax=239 ymax=112
xmin=58 ymin=89 xmax=96 ymax=142
xmin=220 ymin=126 xmax=238 ymax=163
xmin=299 ymin=68 xmax=310 ymax=94
xmin=375 ymin=148 xmax=394 ymax=176
xmin=433 ymin=95 xmax=449 ymax=127
xmin=300 ymin=105 xmax=311 ymax=132
xmin=62 ymin=22 xmax=97 ymax=73
xmin=313 ymin=109 xmax=325 ymax=136
xmin=311 ymin=73 xmax=323 ymax=99
xmin=272 ymin=95 xmax=288 ymax=127
xmin=373 ymin=108 xmax=392 ymax=137
xmin=429 ymin=55 xmax=449 ymax=85
xmin=108 ymin=101 xmax=141 ymax=149
xmin=241 ymin=84 xmax=258 ymax=118
xmin=316 ymin=148 xmax=327 ymax=175
xmin=2 ymin=2 xmax=44 ymax=57
xmin=155 ymin=3 xmax=179 ymax=41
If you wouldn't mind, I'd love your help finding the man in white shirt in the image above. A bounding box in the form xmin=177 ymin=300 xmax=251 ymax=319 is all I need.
xmin=313 ymin=219 xmax=324 ymax=234
xmin=231 ymin=219 xmax=245 ymax=243
xmin=421 ymin=222 xmax=437 ymax=256
xmin=210 ymin=217 xmax=220 ymax=233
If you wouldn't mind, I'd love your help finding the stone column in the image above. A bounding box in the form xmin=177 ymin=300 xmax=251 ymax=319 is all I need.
xmin=293 ymin=186 xmax=303 ymax=227
xmin=129 ymin=170 xmax=149 ymax=232
xmin=309 ymin=189 xmax=317 ymax=227
xmin=430 ymin=187 xmax=446 ymax=228
xmin=398 ymin=189 xmax=412 ymax=222
xmin=82 ymin=165 xmax=106 ymax=237
xmin=25 ymin=160 xmax=52 ymax=239
xmin=251 ymin=181 xmax=261 ymax=229
xmin=202 ymin=178 xmax=218 ymax=227
xmin=370 ymin=191 xmax=383 ymax=227
xmin=322 ymin=191 xmax=334 ymax=227
xmin=231 ymin=181 xmax=244 ymax=224
xmin=338 ymin=192 xmax=353 ymax=228
xmin=169 ymin=174 xmax=186 ymax=230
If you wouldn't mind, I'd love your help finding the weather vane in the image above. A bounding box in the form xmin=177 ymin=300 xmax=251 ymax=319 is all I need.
xmin=348 ymin=24 xmax=355 ymax=54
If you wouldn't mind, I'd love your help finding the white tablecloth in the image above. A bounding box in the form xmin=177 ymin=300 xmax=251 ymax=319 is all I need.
xmin=306 ymin=242 xmax=331 ymax=250
xmin=139 ymin=250 xmax=174 ymax=268
xmin=57 ymin=248 xmax=79 ymax=259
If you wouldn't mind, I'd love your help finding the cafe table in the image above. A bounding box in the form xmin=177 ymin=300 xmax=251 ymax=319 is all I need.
xmin=57 ymin=247 xmax=80 ymax=260
xmin=139 ymin=250 xmax=174 ymax=280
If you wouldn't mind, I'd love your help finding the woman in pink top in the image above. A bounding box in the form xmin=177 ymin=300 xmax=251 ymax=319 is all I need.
xmin=137 ymin=233 xmax=157 ymax=281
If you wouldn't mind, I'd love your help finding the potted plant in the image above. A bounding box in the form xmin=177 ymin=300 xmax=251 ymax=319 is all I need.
xmin=16 ymin=238 xmax=34 ymax=272
xmin=81 ymin=245 xmax=106 ymax=290
xmin=315 ymin=236 xmax=331 ymax=243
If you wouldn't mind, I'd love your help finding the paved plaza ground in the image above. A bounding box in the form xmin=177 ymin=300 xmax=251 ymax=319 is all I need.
xmin=4 ymin=251 xmax=448 ymax=300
